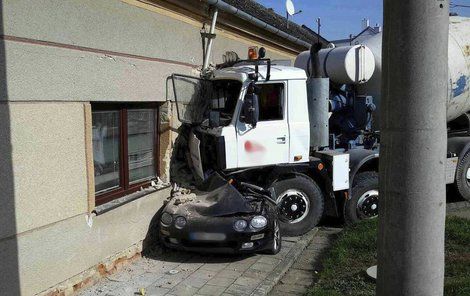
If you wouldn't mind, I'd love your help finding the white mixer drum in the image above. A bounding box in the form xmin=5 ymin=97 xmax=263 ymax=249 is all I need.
xmin=294 ymin=45 xmax=376 ymax=85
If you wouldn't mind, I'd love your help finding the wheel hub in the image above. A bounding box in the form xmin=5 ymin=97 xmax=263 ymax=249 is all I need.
xmin=277 ymin=190 xmax=310 ymax=224
xmin=356 ymin=190 xmax=379 ymax=218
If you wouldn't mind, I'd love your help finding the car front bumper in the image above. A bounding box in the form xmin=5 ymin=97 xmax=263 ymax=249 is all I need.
xmin=159 ymin=216 xmax=275 ymax=254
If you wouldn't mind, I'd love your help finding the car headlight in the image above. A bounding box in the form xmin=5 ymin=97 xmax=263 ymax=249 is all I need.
xmin=161 ymin=212 xmax=172 ymax=226
xmin=233 ymin=219 xmax=248 ymax=232
xmin=174 ymin=216 xmax=187 ymax=229
xmin=250 ymin=216 xmax=267 ymax=229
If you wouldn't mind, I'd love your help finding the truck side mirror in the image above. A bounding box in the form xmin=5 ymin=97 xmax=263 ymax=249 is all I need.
xmin=242 ymin=92 xmax=259 ymax=127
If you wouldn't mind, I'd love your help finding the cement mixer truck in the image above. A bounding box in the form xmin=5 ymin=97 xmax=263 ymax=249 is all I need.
xmin=171 ymin=16 xmax=469 ymax=236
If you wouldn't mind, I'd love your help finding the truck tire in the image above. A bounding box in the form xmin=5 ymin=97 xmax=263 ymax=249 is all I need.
xmin=455 ymin=151 xmax=470 ymax=201
xmin=273 ymin=176 xmax=324 ymax=236
xmin=344 ymin=171 xmax=379 ymax=225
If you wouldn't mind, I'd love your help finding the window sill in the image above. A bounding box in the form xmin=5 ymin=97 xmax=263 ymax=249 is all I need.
xmin=93 ymin=184 xmax=170 ymax=216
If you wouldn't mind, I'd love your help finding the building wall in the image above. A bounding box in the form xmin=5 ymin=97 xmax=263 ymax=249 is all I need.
xmin=0 ymin=0 xmax=299 ymax=294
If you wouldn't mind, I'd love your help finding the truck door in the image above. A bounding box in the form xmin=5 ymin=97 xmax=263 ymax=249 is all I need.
xmin=236 ymin=82 xmax=289 ymax=168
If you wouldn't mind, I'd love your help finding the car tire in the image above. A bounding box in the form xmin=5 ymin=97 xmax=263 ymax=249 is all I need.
xmin=273 ymin=176 xmax=324 ymax=236
xmin=265 ymin=220 xmax=282 ymax=255
xmin=344 ymin=171 xmax=379 ymax=225
xmin=455 ymin=151 xmax=470 ymax=201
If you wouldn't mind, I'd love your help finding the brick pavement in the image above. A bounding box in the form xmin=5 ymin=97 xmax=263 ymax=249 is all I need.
xmin=77 ymin=231 xmax=317 ymax=296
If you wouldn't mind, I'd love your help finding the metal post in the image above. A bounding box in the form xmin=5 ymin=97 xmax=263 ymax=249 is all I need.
xmin=202 ymin=7 xmax=218 ymax=71
xmin=377 ymin=1 xmax=449 ymax=295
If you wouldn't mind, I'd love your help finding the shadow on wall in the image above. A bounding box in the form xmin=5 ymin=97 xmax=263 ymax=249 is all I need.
xmin=0 ymin=1 xmax=20 ymax=293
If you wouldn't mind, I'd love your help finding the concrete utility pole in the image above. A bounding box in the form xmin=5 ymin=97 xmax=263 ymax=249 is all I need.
xmin=377 ymin=1 xmax=449 ymax=296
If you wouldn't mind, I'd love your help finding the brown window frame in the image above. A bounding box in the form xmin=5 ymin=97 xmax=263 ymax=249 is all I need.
xmin=92 ymin=103 xmax=161 ymax=206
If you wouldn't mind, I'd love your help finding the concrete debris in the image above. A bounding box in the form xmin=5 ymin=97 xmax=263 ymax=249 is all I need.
xmin=171 ymin=183 xmax=192 ymax=197
xmin=173 ymin=195 xmax=195 ymax=205
xmin=151 ymin=177 xmax=170 ymax=189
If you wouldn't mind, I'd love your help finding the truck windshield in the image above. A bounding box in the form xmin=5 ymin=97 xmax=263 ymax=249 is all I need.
xmin=172 ymin=74 xmax=241 ymax=126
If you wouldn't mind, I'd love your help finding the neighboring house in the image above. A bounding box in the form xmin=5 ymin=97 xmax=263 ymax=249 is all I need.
xmin=0 ymin=0 xmax=325 ymax=294
xmin=332 ymin=24 xmax=382 ymax=47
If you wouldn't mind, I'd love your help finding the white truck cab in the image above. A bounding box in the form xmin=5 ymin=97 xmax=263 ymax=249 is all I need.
xmin=171 ymin=57 xmax=377 ymax=235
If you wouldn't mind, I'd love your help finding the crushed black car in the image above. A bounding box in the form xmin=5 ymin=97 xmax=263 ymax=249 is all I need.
xmin=159 ymin=173 xmax=281 ymax=254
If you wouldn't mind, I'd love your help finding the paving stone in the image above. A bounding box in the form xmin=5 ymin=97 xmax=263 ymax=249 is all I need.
xmin=197 ymin=284 xmax=226 ymax=296
xmin=256 ymin=256 xmax=282 ymax=265
xmin=107 ymin=286 xmax=137 ymax=296
xmin=169 ymin=283 xmax=200 ymax=296
xmin=215 ymin=269 xmax=243 ymax=279
xmin=206 ymin=276 xmax=235 ymax=287
xmin=126 ymin=272 xmax=164 ymax=289
xmin=178 ymin=262 xmax=205 ymax=273
xmin=190 ymin=269 xmax=217 ymax=280
xmin=226 ymin=262 xmax=253 ymax=272
xmin=224 ymin=283 xmax=255 ymax=295
xmin=233 ymin=276 xmax=262 ymax=288
xmin=250 ymin=262 xmax=276 ymax=273
xmin=241 ymin=268 xmax=264 ymax=279
xmin=144 ymin=285 xmax=171 ymax=296
xmin=200 ymin=262 xmax=230 ymax=272
xmin=151 ymin=271 xmax=191 ymax=289
xmin=283 ymin=236 xmax=301 ymax=242
xmin=281 ymin=241 xmax=296 ymax=248
xmin=180 ymin=275 xmax=210 ymax=289
xmin=290 ymin=251 xmax=321 ymax=271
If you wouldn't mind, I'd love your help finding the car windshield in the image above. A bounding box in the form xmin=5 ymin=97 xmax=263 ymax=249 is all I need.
xmin=172 ymin=75 xmax=242 ymax=126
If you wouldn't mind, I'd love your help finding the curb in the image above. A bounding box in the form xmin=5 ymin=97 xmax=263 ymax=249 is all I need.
xmin=250 ymin=228 xmax=319 ymax=296
xmin=447 ymin=201 xmax=470 ymax=212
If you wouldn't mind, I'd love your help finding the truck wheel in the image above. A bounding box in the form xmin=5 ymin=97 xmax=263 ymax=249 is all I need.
xmin=344 ymin=171 xmax=379 ymax=225
xmin=455 ymin=151 xmax=470 ymax=201
xmin=264 ymin=220 xmax=282 ymax=255
xmin=273 ymin=176 xmax=324 ymax=236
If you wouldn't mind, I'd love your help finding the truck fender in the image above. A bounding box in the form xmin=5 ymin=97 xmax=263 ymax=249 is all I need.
xmin=448 ymin=136 xmax=470 ymax=160
xmin=348 ymin=149 xmax=380 ymax=184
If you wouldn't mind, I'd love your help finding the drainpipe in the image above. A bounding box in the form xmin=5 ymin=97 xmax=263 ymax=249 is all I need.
xmin=204 ymin=0 xmax=311 ymax=49
xmin=202 ymin=7 xmax=218 ymax=71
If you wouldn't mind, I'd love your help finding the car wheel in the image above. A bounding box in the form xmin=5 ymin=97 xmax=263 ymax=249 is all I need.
xmin=455 ymin=151 xmax=470 ymax=201
xmin=344 ymin=171 xmax=379 ymax=225
xmin=273 ymin=176 xmax=324 ymax=236
xmin=265 ymin=220 xmax=282 ymax=255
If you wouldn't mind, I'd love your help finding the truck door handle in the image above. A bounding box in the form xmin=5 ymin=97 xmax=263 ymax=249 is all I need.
xmin=277 ymin=136 xmax=286 ymax=144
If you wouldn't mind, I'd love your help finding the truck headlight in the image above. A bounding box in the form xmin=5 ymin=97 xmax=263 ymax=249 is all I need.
xmin=161 ymin=212 xmax=172 ymax=226
xmin=250 ymin=216 xmax=267 ymax=229
xmin=174 ymin=216 xmax=187 ymax=229
xmin=234 ymin=220 xmax=248 ymax=232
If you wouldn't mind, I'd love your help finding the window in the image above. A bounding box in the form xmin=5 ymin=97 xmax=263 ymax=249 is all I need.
xmin=92 ymin=104 xmax=160 ymax=206
xmin=258 ymin=83 xmax=284 ymax=121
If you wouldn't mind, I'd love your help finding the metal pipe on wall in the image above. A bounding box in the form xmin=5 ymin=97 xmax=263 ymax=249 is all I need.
xmin=377 ymin=1 xmax=449 ymax=295
xmin=204 ymin=0 xmax=311 ymax=49
xmin=202 ymin=8 xmax=218 ymax=70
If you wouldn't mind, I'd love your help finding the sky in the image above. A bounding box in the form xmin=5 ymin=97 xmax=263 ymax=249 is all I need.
xmin=256 ymin=0 xmax=470 ymax=41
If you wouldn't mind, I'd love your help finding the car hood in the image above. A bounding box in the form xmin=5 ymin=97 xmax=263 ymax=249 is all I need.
xmin=166 ymin=173 xmax=255 ymax=217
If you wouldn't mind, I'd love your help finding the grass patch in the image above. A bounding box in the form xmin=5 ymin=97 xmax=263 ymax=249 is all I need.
xmin=307 ymin=217 xmax=470 ymax=296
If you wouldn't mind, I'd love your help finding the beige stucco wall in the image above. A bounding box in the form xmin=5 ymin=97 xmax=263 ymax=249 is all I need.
xmin=0 ymin=0 xmax=300 ymax=294
xmin=0 ymin=102 xmax=88 ymax=238
xmin=1 ymin=0 xmax=295 ymax=103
